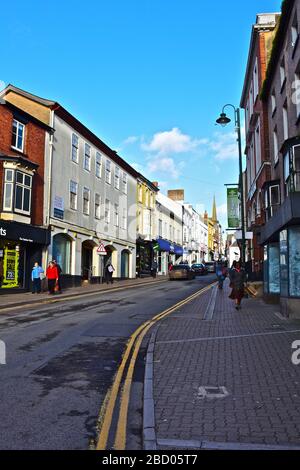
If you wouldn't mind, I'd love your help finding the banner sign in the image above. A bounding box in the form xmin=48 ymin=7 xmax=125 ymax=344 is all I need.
xmin=227 ymin=188 xmax=240 ymax=229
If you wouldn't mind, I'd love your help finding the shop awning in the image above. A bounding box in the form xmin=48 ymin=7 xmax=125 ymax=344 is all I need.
xmin=156 ymin=239 xmax=183 ymax=255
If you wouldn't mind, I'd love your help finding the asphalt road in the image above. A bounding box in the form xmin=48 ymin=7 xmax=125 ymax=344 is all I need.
xmin=0 ymin=274 xmax=215 ymax=450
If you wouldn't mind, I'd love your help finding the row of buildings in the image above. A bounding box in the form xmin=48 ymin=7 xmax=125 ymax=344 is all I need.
xmin=0 ymin=84 xmax=223 ymax=292
xmin=240 ymin=0 xmax=300 ymax=318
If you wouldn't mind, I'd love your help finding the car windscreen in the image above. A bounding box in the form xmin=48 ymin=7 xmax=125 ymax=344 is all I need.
xmin=172 ymin=265 xmax=189 ymax=270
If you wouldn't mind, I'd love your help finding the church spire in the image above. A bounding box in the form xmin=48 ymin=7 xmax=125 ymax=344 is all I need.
xmin=212 ymin=195 xmax=217 ymax=222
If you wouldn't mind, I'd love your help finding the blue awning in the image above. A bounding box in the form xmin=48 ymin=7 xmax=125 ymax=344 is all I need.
xmin=173 ymin=244 xmax=183 ymax=256
xmin=156 ymin=239 xmax=171 ymax=252
xmin=156 ymin=239 xmax=183 ymax=255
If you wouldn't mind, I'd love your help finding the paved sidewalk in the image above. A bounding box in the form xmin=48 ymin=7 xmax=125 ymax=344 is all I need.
xmin=0 ymin=276 xmax=168 ymax=311
xmin=146 ymin=280 xmax=300 ymax=450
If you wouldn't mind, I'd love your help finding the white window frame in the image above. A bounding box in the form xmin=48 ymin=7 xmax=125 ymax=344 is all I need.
xmin=105 ymin=199 xmax=110 ymax=223
xmin=71 ymin=133 xmax=79 ymax=163
xmin=114 ymin=203 xmax=119 ymax=227
xmin=11 ymin=119 xmax=25 ymax=152
xmin=83 ymin=187 xmax=90 ymax=215
xmin=14 ymin=171 xmax=32 ymax=215
xmin=105 ymin=160 xmax=112 ymax=184
xmin=3 ymin=169 xmax=14 ymax=211
xmin=283 ymin=105 xmax=288 ymax=141
xmin=95 ymin=152 xmax=102 ymax=178
xmin=115 ymin=166 xmax=120 ymax=190
xmin=273 ymin=129 xmax=279 ymax=164
xmin=84 ymin=143 xmax=91 ymax=172
xmin=95 ymin=193 xmax=101 ymax=219
xmin=122 ymin=208 xmax=127 ymax=230
xmin=70 ymin=180 xmax=78 ymax=210
xmin=280 ymin=58 xmax=286 ymax=88
xmin=292 ymin=15 xmax=298 ymax=47
xmin=122 ymin=172 xmax=128 ymax=194
xmin=271 ymin=91 xmax=276 ymax=114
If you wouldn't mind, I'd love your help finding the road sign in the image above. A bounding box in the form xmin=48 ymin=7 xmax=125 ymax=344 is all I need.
xmin=97 ymin=242 xmax=107 ymax=255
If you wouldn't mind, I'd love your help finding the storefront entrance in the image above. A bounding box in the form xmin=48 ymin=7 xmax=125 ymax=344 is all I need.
xmin=81 ymin=240 xmax=94 ymax=281
xmin=121 ymin=249 xmax=130 ymax=278
xmin=0 ymin=220 xmax=50 ymax=292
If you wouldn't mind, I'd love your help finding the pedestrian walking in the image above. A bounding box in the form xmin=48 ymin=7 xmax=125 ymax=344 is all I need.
xmin=228 ymin=260 xmax=247 ymax=310
xmin=31 ymin=262 xmax=44 ymax=294
xmin=151 ymin=260 xmax=158 ymax=278
xmin=105 ymin=259 xmax=115 ymax=284
xmin=168 ymin=261 xmax=173 ymax=271
xmin=46 ymin=261 xmax=59 ymax=295
xmin=216 ymin=260 xmax=227 ymax=289
xmin=53 ymin=259 xmax=63 ymax=293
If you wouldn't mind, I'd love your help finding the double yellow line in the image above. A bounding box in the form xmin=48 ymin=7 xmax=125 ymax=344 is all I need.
xmin=96 ymin=282 xmax=215 ymax=450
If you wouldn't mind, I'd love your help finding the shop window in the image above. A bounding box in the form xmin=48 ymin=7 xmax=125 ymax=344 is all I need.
xmin=280 ymin=230 xmax=289 ymax=297
xmin=0 ymin=242 xmax=24 ymax=289
xmin=11 ymin=119 xmax=25 ymax=152
xmin=52 ymin=234 xmax=72 ymax=275
xmin=269 ymin=243 xmax=280 ymax=294
xmin=289 ymin=227 xmax=300 ymax=297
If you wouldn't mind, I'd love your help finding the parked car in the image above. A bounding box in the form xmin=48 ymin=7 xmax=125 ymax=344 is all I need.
xmin=205 ymin=261 xmax=216 ymax=273
xmin=191 ymin=263 xmax=208 ymax=275
xmin=169 ymin=265 xmax=195 ymax=280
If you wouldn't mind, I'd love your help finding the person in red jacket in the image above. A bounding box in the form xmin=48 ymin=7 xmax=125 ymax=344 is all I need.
xmin=46 ymin=261 xmax=59 ymax=295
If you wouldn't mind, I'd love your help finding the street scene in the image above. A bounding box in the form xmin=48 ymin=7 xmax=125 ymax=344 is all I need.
xmin=1 ymin=0 xmax=300 ymax=459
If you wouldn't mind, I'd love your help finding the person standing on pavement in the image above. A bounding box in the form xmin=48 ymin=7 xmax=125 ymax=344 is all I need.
xmin=228 ymin=260 xmax=247 ymax=310
xmin=151 ymin=259 xmax=158 ymax=278
xmin=31 ymin=262 xmax=44 ymax=294
xmin=105 ymin=259 xmax=115 ymax=284
xmin=46 ymin=261 xmax=59 ymax=295
xmin=53 ymin=259 xmax=63 ymax=293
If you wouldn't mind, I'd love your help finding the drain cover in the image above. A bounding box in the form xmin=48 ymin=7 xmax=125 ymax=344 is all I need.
xmin=197 ymin=386 xmax=229 ymax=399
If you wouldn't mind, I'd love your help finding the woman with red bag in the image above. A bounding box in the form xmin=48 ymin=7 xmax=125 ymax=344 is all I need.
xmin=46 ymin=261 xmax=59 ymax=295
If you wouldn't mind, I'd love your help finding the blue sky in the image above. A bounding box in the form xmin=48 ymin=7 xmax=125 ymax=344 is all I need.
xmin=1 ymin=0 xmax=282 ymax=229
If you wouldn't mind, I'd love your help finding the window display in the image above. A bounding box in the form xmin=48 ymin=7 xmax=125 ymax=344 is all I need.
xmin=280 ymin=230 xmax=289 ymax=297
xmin=269 ymin=243 xmax=280 ymax=294
xmin=289 ymin=227 xmax=300 ymax=297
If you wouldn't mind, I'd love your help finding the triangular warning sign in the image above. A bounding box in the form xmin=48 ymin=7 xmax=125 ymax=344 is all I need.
xmin=97 ymin=242 xmax=107 ymax=255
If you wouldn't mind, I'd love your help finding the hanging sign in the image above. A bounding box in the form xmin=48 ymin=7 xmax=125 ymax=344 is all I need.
xmin=227 ymin=187 xmax=240 ymax=229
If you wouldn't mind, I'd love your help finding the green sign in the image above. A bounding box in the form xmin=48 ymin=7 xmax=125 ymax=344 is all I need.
xmin=227 ymin=187 xmax=240 ymax=229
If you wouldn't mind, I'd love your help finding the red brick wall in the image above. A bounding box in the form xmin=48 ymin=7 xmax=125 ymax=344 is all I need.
xmin=0 ymin=105 xmax=46 ymax=226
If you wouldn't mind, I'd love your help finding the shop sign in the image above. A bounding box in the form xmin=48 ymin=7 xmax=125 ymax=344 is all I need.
xmin=0 ymin=221 xmax=50 ymax=245
xmin=0 ymin=227 xmax=7 ymax=237
xmin=53 ymin=196 xmax=64 ymax=220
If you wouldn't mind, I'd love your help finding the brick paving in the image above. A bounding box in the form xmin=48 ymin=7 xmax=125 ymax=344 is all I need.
xmin=151 ymin=280 xmax=300 ymax=449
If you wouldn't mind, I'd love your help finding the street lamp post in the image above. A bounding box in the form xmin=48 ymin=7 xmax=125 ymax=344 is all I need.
xmin=216 ymin=104 xmax=246 ymax=265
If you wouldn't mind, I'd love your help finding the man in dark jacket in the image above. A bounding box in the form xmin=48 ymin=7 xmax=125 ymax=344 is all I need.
xmin=229 ymin=260 xmax=247 ymax=310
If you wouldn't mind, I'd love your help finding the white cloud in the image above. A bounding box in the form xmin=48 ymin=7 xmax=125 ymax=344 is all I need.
xmin=147 ymin=156 xmax=181 ymax=178
xmin=142 ymin=128 xmax=206 ymax=155
xmin=208 ymin=132 xmax=238 ymax=161
xmin=123 ymin=136 xmax=139 ymax=145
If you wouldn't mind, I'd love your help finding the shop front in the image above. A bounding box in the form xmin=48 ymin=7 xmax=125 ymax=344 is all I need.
xmin=136 ymin=238 xmax=153 ymax=277
xmin=156 ymin=239 xmax=184 ymax=275
xmin=0 ymin=220 xmax=50 ymax=292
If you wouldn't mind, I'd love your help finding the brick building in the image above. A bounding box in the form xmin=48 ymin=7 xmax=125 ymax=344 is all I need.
xmin=0 ymin=99 xmax=51 ymax=291
xmin=260 ymin=0 xmax=300 ymax=318
xmin=240 ymin=12 xmax=280 ymax=280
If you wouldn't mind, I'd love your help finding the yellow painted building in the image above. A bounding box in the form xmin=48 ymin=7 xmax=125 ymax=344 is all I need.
xmin=136 ymin=175 xmax=159 ymax=276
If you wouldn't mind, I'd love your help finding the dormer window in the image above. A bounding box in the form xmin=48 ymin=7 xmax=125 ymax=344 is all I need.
xmin=11 ymin=119 xmax=25 ymax=152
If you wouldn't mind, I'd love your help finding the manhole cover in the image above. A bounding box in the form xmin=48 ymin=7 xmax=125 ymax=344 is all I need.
xmin=197 ymin=386 xmax=229 ymax=399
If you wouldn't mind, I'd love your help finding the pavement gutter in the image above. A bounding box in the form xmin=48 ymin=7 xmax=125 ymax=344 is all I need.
xmin=143 ymin=326 xmax=160 ymax=451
